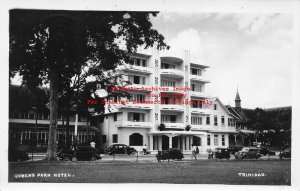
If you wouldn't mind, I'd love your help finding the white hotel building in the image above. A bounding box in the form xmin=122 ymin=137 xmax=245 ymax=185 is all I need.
xmin=98 ymin=49 xmax=250 ymax=154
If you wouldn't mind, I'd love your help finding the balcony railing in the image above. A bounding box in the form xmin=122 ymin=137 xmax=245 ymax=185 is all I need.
xmin=116 ymin=102 xmax=153 ymax=110
xmin=116 ymin=121 xmax=153 ymax=128
xmin=123 ymin=64 xmax=152 ymax=74
xmin=160 ymin=69 xmax=184 ymax=78
xmin=163 ymin=122 xmax=185 ymax=129
xmin=190 ymin=75 xmax=209 ymax=83
xmin=160 ymin=104 xmax=184 ymax=112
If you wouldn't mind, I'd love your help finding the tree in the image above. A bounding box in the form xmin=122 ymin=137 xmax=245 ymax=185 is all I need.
xmin=10 ymin=10 xmax=169 ymax=160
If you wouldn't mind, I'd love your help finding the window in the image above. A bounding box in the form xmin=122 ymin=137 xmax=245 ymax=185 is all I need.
xmin=191 ymin=116 xmax=202 ymax=125
xmin=222 ymin=135 xmax=225 ymax=146
xmin=114 ymin=113 xmax=117 ymax=121
xmin=161 ymin=115 xmax=178 ymax=123
xmin=214 ymin=135 xmax=218 ymax=146
xmin=191 ymin=83 xmax=202 ymax=92
xmin=161 ymin=62 xmax=176 ymax=69
xmin=207 ymin=135 xmax=211 ymax=146
xmin=221 ymin=116 xmax=225 ymax=125
xmin=142 ymin=59 xmax=146 ymax=67
xmin=228 ymin=118 xmax=235 ymax=127
xmin=128 ymin=113 xmax=145 ymax=122
xmin=129 ymin=133 xmax=143 ymax=146
xmin=214 ymin=104 xmax=217 ymax=110
xmin=214 ymin=116 xmax=218 ymax=126
xmin=192 ymin=100 xmax=204 ymax=108
xmin=102 ymin=135 xmax=107 ymax=143
xmin=113 ymin=134 xmax=118 ymax=143
xmin=206 ymin=116 xmax=210 ymax=125
xmin=161 ymin=79 xmax=175 ymax=87
xmin=128 ymin=75 xmax=146 ymax=85
xmin=190 ymin=68 xmax=202 ymax=76
xmin=130 ymin=94 xmax=146 ymax=101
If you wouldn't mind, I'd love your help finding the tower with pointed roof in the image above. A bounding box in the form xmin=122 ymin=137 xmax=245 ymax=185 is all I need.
xmin=235 ymin=88 xmax=241 ymax=108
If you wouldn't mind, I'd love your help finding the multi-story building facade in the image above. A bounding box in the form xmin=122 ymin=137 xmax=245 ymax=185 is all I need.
xmin=9 ymin=85 xmax=96 ymax=152
xmin=98 ymin=50 xmax=252 ymax=154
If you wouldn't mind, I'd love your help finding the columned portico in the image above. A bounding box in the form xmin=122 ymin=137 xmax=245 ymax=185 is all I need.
xmin=148 ymin=131 xmax=207 ymax=153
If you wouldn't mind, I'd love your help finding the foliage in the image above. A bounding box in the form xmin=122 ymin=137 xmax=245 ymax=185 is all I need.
xmin=158 ymin=123 xmax=166 ymax=131
xmin=156 ymin=149 xmax=184 ymax=161
xmin=9 ymin=10 xmax=169 ymax=160
xmin=185 ymin=125 xmax=191 ymax=131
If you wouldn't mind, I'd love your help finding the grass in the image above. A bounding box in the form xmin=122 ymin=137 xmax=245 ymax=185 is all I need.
xmin=9 ymin=159 xmax=290 ymax=185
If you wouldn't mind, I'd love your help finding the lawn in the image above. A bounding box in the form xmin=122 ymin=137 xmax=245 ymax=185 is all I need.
xmin=9 ymin=159 xmax=290 ymax=185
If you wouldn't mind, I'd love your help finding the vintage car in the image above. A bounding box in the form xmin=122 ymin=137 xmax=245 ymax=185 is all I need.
xmin=279 ymin=149 xmax=291 ymax=159
xmin=227 ymin=146 xmax=243 ymax=154
xmin=214 ymin=148 xmax=230 ymax=159
xmin=9 ymin=148 xmax=30 ymax=162
xmin=234 ymin=147 xmax=261 ymax=160
xmin=106 ymin=144 xmax=137 ymax=155
xmin=57 ymin=146 xmax=102 ymax=161
xmin=258 ymin=147 xmax=276 ymax=155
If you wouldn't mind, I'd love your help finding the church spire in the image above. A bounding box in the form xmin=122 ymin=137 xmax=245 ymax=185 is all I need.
xmin=235 ymin=85 xmax=241 ymax=108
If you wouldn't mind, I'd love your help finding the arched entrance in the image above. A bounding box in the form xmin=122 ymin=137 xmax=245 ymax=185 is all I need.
xmin=129 ymin=133 xmax=143 ymax=146
xmin=192 ymin=136 xmax=201 ymax=146
xmin=236 ymin=135 xmax=243 ymax=146
xmin=229 ymin=135 xmax=235 ymax=146
xmin=162 ymin=135 xmax=169 ymax=150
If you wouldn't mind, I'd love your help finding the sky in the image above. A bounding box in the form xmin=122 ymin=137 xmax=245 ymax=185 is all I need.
xmin=150 ymin=12 xmax=293 ymax=109
xmin=10 ymin=11 xmax=293 ymax=110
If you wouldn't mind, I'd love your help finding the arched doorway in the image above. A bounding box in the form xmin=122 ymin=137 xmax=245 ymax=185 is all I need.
xmin=192 ymin=136 xmax=201 ymax=146
xmin=229 ymin=135 xmax=235 ymax=146
xmin=129 ymin=133 xmax=143 ymax=146
xmin=162 ymin=135 xmax=169 ymax=150
xmin=236 ymin=135 xmax=243 ymax=146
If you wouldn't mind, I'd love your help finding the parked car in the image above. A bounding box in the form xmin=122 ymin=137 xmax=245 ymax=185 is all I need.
xmin=234 ymin=147 xmax=261 ymax=160
xmin=258 ymin=147 xmax=276 ymax=155
xmin=57 ymin=146 xmax=102 ymax=161
xmin=106 ymin=144 xmax=137 ymax=155
xmin=227 ymin=146 xmax=243 ymax=154
xmin=214 ymin=148 xmax=230 ymax=159
xmin=156 ymin=148 xmax=184 ymax=161
xmin=279 ymin=149 xmax=291 ymax=159
xmin=9 ymin=148 xmax=29 ymax=162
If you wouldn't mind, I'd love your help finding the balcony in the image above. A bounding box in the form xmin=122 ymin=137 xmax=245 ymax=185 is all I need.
xmin=190 ymin=75 xmax=210 ymax=83
xmin=164 ymin=122 xmax=185 ymax=129
xmin=160 ymin=104 xmax=184 ymax=112
xmin=116 ymin=102 xmax=153 ymax=110
xmin=160 ymin=69 xmax=184 ymax=79
xmin=123 ymin=64 xmax=152 ymax=74
xmin=190 ymin=108 xmax=211 ymax=115
xmin=116 ymin=121 xmax=153 ymax=129
xmin=190 ymin=91 xmax=210 ymax=98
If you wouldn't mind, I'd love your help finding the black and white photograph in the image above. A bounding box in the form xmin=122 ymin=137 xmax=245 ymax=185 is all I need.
xmin=1 ymin=0 xmax=300 ymax=190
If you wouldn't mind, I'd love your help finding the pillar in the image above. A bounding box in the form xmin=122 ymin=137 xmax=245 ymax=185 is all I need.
xmin=168 ymin=135 xmax=173 ymax=148
xmin=186 ymin=136 xmax=190 ymax=150
xmin=177 ymin=136 xmax=180 ymax=149
xmin=149 ymin=135 xmax=153 ymax=150
xmin=158 ymin=136 xmax=162 ymax=150
xmin=181 ymin=136 xmax=186 ymax=151
xmin=234 ymin=135 xmax=237 ymax=146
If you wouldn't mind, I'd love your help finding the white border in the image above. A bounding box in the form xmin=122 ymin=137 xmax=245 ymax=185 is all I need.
xmin=1 ymin=0 xmax=299 ymax=191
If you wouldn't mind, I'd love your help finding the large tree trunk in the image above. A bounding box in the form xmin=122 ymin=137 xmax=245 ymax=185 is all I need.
xmin=44 ymin=69 xmax=59 ymax=161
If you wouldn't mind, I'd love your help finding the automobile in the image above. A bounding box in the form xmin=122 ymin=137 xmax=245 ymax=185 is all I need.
xmin=106 ymin=144 xmax=137 ymax=155
xmin=258 ymin=147 xmax=276 ymax=155
xmin=156 ymin=148 xmax=184 ymax=161
xmin=227 ymin=146 xmax=243 ymax=154
xmin=57 ymin=146 xmax=102 ymax=161
xmin=214 ymin=148 xmax=230 ymax=159
xmin=279 ymin=148 xmax=291 ymax=159
xmin=9 ymin=148 xmax=30 ymax=162
xmin=234 ymin=147 xmax=261 ymax=160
